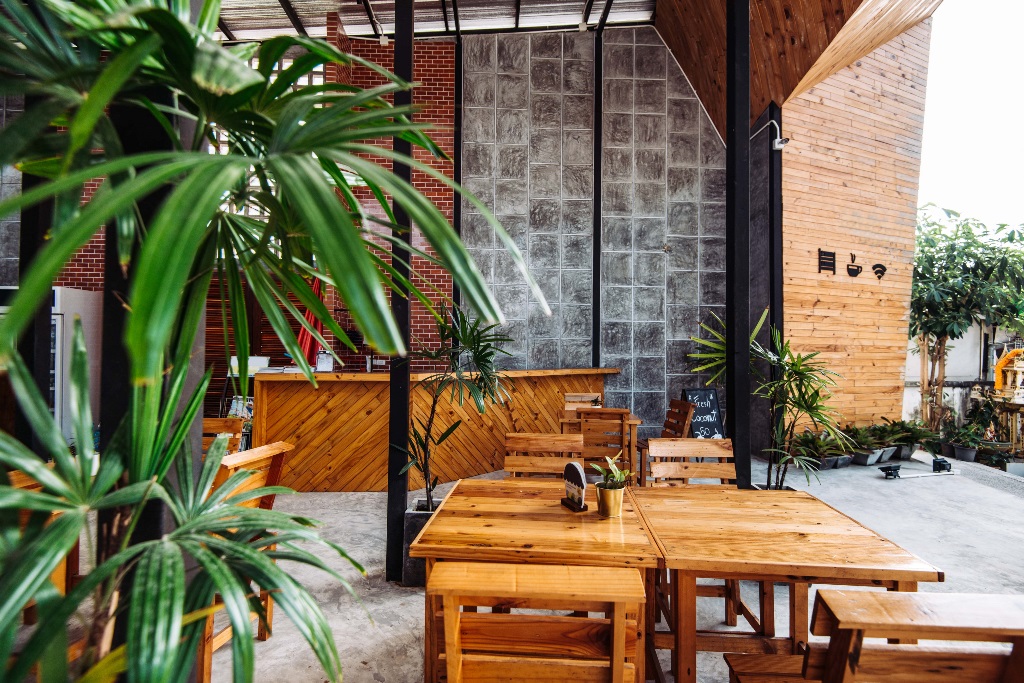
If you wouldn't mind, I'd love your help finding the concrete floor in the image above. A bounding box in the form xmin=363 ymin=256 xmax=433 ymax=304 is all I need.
xmin=212 ymin=455 xmax=1024 ymax=682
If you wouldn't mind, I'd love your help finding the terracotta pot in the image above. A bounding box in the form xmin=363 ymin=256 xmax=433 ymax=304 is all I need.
xmin=596 ymin=485 xmax=624 ymax=518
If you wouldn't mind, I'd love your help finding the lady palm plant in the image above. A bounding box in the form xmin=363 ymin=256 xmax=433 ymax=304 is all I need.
xmin=0 ymin=0 xmax=538 ymax=680
xmin=402 ymin=306 xmax=512 ymax=511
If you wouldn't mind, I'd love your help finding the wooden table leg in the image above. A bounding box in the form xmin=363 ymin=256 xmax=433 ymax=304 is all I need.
xmin=888 ymin=580 xmax=918 ymax=644
xmin=760 ymin=581 xmax=776 ymax=637
xmin=424 ymin=558 xmax=436 ymax=683
xmin=673 ymin=571 xmax=697 ymax=683
xmin=639 ymin=567 xmax=654 ymax=682
xmin=788 ymin=582 xmax=808 ymax=654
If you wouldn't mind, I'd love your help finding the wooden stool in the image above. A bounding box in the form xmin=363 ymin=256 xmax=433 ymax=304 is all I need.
xmin=427 ymin=562 xmax=646 ymax=683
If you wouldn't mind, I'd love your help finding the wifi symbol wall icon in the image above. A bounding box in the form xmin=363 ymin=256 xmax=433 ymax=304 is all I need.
xmin=872 ymin=263 xmax=887 ymax=280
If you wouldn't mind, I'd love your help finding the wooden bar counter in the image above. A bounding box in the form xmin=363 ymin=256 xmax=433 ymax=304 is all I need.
xmin=251 ymin=367 xmax=618 ymax=492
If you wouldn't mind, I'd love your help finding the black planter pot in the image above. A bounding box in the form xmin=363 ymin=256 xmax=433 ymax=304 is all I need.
xmin=941 ymin=442 xmax=955 ymax=460
xmin=402 ymin=500 xmax=434 ymax=587
xmin=952 ymin=445 xmax=978 ymax=463
xmin=751 ymin=483 xmax=798 ymax=491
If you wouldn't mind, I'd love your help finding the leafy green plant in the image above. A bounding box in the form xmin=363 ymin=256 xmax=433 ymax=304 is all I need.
xmin=911 ymin=207 xmax=1024 ymax=430
xmin=880 ymin=417 xmax=935 ymax=446
xmin=867 ymin=421 xmax=908 ymax=447
xmin=753 ymin=328 xmax=853 ymax=489
xmin=948 ymin=422 xmax=985 ymax=449
xmin=688 ymin=308 xmax=769 ymax=385
xmin=0 ymin=0 xmax=539 ymax=680
xmin=401 ymin=306 xmax=512 ymax=511
xmin=841 ymin=425 xmax=882 ymax=452
xmin=591 ymin=454 xmax=633 ymax=490
xmin=966 ymin=396 xmax=1006 ymax=442
xmin=789 ymin=430 xmax=848 ymax=470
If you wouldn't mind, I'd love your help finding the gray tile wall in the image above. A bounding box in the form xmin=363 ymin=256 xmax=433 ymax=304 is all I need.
xmin=462 ymin=32 xmax=595 ymax=371
xmin=462 ymin=29 xmax=725 ymax=437
xmin=600 ymin=26 xmax=725 ymax=436
xmin=0 ymin=95 xmax=23 ymax=286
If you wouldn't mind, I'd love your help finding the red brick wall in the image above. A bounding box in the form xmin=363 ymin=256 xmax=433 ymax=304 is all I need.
xmin=327 ymin=13 xmax=457 ymax=371
xmin=54 ymin=178 xmax=105 ymax=290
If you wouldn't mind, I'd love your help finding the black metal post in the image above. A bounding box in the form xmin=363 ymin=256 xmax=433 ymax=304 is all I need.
xmin=767 ymin=103 xmax=783 ymax=340
xmin=452 ymin=34 xmax=463 ymax=306
xmin=591 ymin=27 xmax=603 ymax=368
xmin=386 ymin=0 xmax=413 ymax=583
xmin=725 ymin=0 xmax=751 ymax=488
xmin=15 ymin=172 xmax=53 ymax=456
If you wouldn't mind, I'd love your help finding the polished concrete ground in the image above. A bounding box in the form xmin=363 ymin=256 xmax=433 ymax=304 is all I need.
xmin=211 ymin=455 xmax=1024 ymax=682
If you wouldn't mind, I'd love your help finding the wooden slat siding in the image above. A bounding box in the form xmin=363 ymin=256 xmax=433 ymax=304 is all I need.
xmin=253 ymin=369 xmax=615 ymax=492
xmin=781 ymin=21 xmax=932 ymax=425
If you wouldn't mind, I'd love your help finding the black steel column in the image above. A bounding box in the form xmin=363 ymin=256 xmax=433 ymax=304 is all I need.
xmin=15 ymin=173 xmax=53 ymax=456
xmin=767 ymin=103 xmax=783 ymax=340
xmin=386 ymin=0 xmax=413 ymax=583
xmin=591 ymin=28 xmax=603 ymax=368
xmin=452 ymin=35 xmax=463 ymax=306
xmin=725 ymin=0 xmax=752 ymax=489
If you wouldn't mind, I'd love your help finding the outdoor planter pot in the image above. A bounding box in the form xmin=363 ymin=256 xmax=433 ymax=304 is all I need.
xmin=403 ymin=500 xmax=433 ymax=587
xmin=595 ymin=485 xmax=624 ymax=518
xmin=751 ymin=484 xmax=798 ymax=491
xmin=952 ymin=445 xmax=978 ymax=462
xmin=876 ymin=446 xmax=899 ymax=463
xmin=851 ymin=448 xmax=884 ymax=466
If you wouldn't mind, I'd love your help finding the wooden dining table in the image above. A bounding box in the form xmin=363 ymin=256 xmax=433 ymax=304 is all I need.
xmin=408 ymin=477 xmax=661 ymax=683
xmin=628 ymin=486 xmax=944 ymax=683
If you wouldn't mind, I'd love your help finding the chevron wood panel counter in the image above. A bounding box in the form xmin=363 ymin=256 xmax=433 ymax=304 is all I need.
xmin=252 ymin=368 xmax=618 ymax=492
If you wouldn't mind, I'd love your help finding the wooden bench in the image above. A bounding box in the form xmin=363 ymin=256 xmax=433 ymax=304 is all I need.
xmin=504 ymin=433 xmax=585 ymax=478
xmin=725 ymin=590 xmax=1024 ymax=683
xmin=428 ymin=562 xmax=646 ymax=683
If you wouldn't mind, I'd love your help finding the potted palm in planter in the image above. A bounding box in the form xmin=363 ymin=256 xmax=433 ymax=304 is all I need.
xmin=867 ymin=422 xmax=908 ymax=463
xmin=789 ymin=430 xmax=851 ymax=471
xmin=949 ymin=422 xmax=985 ymax=462
xmin=842 ymin=425 xmax=886 ymax=466
xmin=591 ymin=454 xmax=633 ymax=518
xmin=400 ymin=306 xmax=512 ymax=585
xmin=880 ymin=418 xmax=935 ymax=459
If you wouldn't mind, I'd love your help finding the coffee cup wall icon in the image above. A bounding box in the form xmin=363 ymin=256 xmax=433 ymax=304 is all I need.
xmin=847 ymin=253 xmax=862 ymax=277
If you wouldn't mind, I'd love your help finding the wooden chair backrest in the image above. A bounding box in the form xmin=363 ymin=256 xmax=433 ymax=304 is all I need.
xmin=211 ymin=441 xmax=293 ymax=510
xmin=646 ymin=438 xmax=735 ymax=485
xmin=804 ymin=590 xmax=1024 ymax=682
xmin=203 ymin=417 xmax=244 ymax=455
xmin=429 ymin=562 xmax=644 ymax=683
xmin=504 ymin=433 xmax=585 ymax=478
xmin=661 ymin=400 xmax=695 ymax=438
xmin=9 ymin=464 xmax=76 ymax=596
xmin=577 ymin=408 xmax=633 ymax=477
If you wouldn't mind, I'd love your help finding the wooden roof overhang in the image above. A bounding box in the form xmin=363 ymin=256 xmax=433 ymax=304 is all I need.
xmin=656 ymin=0 xmax=943 ymax=137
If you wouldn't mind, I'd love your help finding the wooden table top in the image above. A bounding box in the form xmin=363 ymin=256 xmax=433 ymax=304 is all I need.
xmin=630 ymin=486 xmax=942 ymax=583
xmin=409 ymin=479 xmax=660 ymax=568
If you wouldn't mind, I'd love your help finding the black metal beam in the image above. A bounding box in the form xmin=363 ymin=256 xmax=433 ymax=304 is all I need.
xmin=332 ymin=20 xmax=653 ymax=41
xmin=361 ymin=0 xmax=381 ymax=38
xmin=217 ymin=19 xmax=236 ymax=41
xmin=595 ymin=0 xmax=614 ymax=32
xmin=386 ymin=0 xmax=413 ymax=584
xmin=276 ymin=0 xmax=308 ymax=36
xmin=514 ymin=0 xmax=521 ymax=29
xmin=440 ymin=0 xmax=450 ymax=33
xmin=582 ymin=0 xmax=596 ymax=24
xmin=450 ymin=0 xmax=461 ymax=39
xmin=591 ymin=23 xmax=604 ymax=369
xmin=725 ymin=0 xmax=752 ymax=489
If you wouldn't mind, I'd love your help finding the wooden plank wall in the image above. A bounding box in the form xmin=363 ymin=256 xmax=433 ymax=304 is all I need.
xmin=253 ymin=370 xmax=613 ymax=492
xmin=781 ymin=20 xmax=932 ymax=425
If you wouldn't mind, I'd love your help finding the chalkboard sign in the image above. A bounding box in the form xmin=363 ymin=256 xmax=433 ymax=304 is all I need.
xmin=683 ymin=388 xmax=724 ymax=439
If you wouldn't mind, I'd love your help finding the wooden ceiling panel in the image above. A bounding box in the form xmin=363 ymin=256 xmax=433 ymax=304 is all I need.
xmin=656 ymin=0 xmax=940 ymax=137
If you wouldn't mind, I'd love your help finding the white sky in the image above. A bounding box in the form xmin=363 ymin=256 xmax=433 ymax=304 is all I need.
xmin=918 ymin=0 xmax=1024 ymax=227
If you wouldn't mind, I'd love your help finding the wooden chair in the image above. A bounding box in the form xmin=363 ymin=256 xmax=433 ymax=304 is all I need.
xmin=725 ymin=589 xmax=1024 ymax=682
xmin=504 ymin=433 xmax=585 ymax=478
xmin=196 ymin=441 xmax=294 ymax=683
xmin=635 ymin=399 xmax=696 ymax=485
xmin=202 ymin=417 xmax=244 ymax=455
xmin=428 ymin=562 xmax=645 ymax=683
xmin=9 ymin=466 xmax=79 ymax=625
xmin=564 ymin=392 xmax=603 ymax=421
xmin=575 ymin=408 xmax=635 ymax=479
xmin=645 ymin=438 xmax=749 ymax=633
xmin=645 ymin=437 xmax=735 ymax=486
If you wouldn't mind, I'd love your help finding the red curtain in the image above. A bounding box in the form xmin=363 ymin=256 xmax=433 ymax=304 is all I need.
xmin=296 ymin=278 xmax=324 ymax=364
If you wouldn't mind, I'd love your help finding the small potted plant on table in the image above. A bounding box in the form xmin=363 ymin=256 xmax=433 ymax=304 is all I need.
xmin=591 ymin=454 xmax=633 ymax=518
